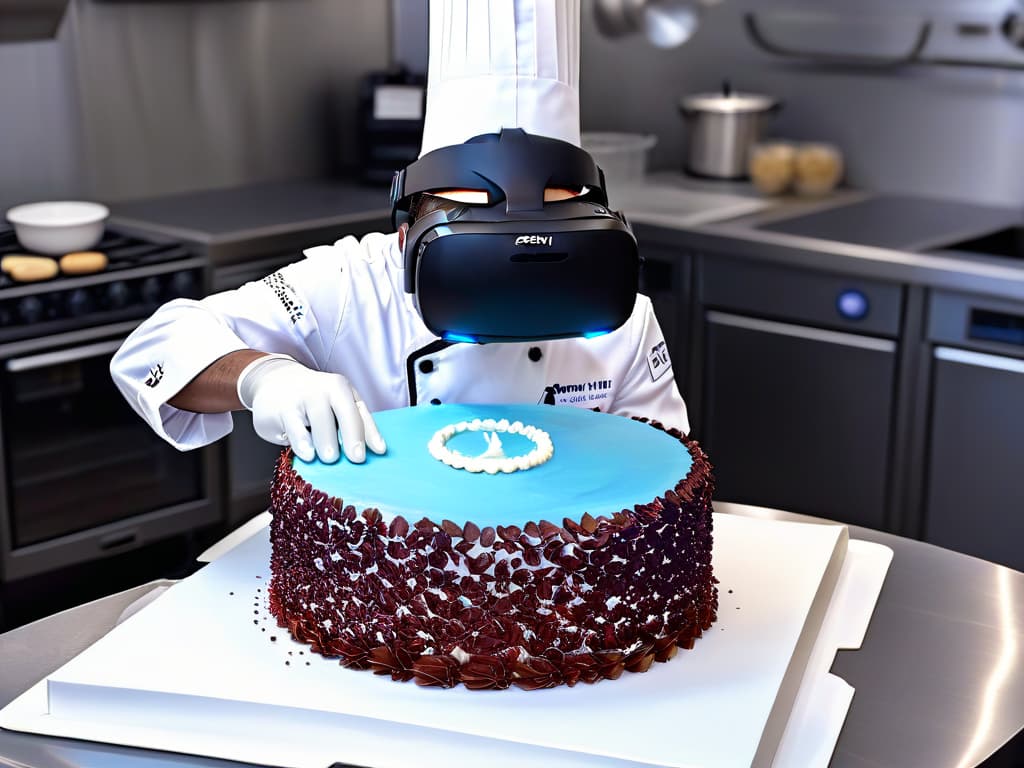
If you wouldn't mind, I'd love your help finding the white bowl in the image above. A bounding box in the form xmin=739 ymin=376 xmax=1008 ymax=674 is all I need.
xmin=582 ymin=132 xmax=658 ymax=206
xmin=5 ymin=201 xmax=109 ymax=256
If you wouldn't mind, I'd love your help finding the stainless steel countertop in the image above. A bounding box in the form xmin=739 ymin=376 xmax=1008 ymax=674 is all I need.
xmin=629 ymin=174 xmax=1024 ymax=304
xmin=1 ymin=503 xmax=1021 ymax=768
xmin=108 ymin=175 xmax=1024 ymax=305
xmin=108 ymin=178 xmax=392 ymax=267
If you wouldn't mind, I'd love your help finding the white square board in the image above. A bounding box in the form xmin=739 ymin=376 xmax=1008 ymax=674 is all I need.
xmin=1 ymin=514 xmax=850 ymax=768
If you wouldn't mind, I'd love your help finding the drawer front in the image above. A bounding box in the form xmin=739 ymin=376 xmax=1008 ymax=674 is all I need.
xmin=701 ymin=311 xmax=897 ymax=529
xmin=928 ymin=290 xmax=1024 ymax=361
xmin=924 ymin=348 xmax=1024 ymax=572
xmin=700 ymin=255 xmax=904 ymax=338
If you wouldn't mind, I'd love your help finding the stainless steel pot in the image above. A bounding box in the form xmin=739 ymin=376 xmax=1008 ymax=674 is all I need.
xmin=679 ymin=83 xmax=781 ymax=179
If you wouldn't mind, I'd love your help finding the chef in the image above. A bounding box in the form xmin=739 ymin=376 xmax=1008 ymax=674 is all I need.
xmin=110 ymin=0 xmax=689 ymax=464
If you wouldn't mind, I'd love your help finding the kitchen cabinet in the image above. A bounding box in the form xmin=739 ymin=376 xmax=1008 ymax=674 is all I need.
xmin=922 ymin=292 xmax=1024 ymax=572
xmin=692 ymin=256 xmax=904 ymax=530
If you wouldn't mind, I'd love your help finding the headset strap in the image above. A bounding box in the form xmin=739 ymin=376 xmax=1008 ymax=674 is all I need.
xmin=391 ymin=129 xmax=608 ymax=227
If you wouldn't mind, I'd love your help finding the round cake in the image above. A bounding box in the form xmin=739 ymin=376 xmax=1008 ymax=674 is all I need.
xmin=268 ymin=404 xmax=717 ymax=690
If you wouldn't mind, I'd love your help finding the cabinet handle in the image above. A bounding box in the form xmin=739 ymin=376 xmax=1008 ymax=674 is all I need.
xmin=706 ymin=311 xmax=896 ymax=352
xmin=6 ymin=338 xmax=127 ymax=373
xmin=935 ymin=346 xmax=1024 ymax=374
xmin=99 ymin=529 xmax=139 ymax=551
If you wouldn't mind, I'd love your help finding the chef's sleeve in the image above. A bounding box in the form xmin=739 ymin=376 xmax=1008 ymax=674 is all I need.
xmin=110 ymin=243 xmax=350 ymax=450
xmin=609 ymin=295 xmax=691 ymax=435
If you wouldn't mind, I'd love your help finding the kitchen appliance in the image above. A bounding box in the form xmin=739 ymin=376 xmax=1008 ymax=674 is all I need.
xmin=0 ymin=226 xmax=221 ymax=583
xmin=358 ymin=69 xmax=426 ymax=186
xmin=679 ymin=83 xmax=780 ymax=180
xmin=6 ymin=201 xmax=109 ymax=256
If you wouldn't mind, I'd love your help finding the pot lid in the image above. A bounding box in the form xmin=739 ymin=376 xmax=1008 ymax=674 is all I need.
xmin=680 ymin=82 xmax=778 ymax=114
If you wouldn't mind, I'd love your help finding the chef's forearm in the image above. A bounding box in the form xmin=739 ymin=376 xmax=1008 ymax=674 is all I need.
xmin=168 ymin=349 xmax=269 ymax=413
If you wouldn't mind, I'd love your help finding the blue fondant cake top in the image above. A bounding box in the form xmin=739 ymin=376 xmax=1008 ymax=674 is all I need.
xmin=292 ymin=404 xmax=691 ymax=529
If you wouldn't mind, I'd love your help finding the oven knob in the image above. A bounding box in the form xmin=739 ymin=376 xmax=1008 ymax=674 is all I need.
xmin=106 ymin=280 xmax=130 ymax=309
xmin=140 ymin=276 xmax=162 ymax=306
xmin=168 ymin=271 xmax=197 ymax=299
xmin=66 ymin=288 xmax=94 ymax=317
xmin=18 ymin=296 xmax=44 ymax=324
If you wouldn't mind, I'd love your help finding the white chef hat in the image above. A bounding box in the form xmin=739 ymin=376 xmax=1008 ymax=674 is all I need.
xmin=419 ymin=0 xmax=581 ymax=157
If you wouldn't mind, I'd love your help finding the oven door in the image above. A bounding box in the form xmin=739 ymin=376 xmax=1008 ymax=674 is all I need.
xmin=0 ymin=325 xmax=221 ymax=581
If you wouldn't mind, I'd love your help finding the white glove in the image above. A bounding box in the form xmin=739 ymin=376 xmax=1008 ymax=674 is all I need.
xmin=236 ymin=354 xmax=386 ymax=464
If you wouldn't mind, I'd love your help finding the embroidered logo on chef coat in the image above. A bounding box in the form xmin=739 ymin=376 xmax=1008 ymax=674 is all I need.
xmin=647 ymin=341 xmax=671 ymax=382
xmin=263 ymin=272 xmax=305 ymax=324
xmin=539 ymin=379 xmax=613 ymax=407
xmin=144 ymin=363 xmax=164 ymax=388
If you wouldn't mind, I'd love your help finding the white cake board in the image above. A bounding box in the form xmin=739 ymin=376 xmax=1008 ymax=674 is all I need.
xmin=0 ymin=514 xmax=892 ymax=768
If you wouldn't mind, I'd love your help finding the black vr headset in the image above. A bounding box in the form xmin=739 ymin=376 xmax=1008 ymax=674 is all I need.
xmin=390 ymin=128 xmax=639 ymax=343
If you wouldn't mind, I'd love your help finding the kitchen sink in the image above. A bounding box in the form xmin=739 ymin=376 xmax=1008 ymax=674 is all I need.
xmin=936 ymin=226 xmax=1024 ymax=261
xmin=757 ymin=195 xmax=1019 ymax=252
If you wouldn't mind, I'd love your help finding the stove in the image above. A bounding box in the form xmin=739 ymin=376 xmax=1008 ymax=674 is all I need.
xmin=0 ymin=226 xmax=219 ymax=588
xmin=0 ymin=228 xmax=206 ymax=344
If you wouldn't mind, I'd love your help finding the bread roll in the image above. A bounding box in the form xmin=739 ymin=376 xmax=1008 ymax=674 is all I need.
xmin=2 ymin=254 xmax=42 ymax=273
xmin=60 ymin=251 xmax=108 ymax=275
xmin=795 ymin=144 xmax=844 ymax=196
xmin=3 ymin=255 xmax=59 ymax=282
xmin=749 ymin=143 xmax=796 ymax=195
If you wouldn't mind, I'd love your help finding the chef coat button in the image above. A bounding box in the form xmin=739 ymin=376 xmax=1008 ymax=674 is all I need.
xmin=419 ymin=359 xmax=434 ymax=374
xmin=528 ymin=347 xmax=542 ymax=362
xmin=430 ymin=398 xmax=442 ymax=405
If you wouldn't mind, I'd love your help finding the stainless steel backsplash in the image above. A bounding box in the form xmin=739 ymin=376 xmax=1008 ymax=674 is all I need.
xmin=0 ymin=0 xmax=390 ymax=212
xmin=580 ymin=0 xmax=1024 ymax=207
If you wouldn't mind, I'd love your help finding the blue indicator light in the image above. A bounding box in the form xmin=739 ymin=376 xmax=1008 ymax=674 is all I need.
xmin=583 ymin=329 xmax=611 ymax=339
xmin=837 ymin=290 xmax=869 ymax=320
xmin=444 ymin=332 xmax=478 ymax=344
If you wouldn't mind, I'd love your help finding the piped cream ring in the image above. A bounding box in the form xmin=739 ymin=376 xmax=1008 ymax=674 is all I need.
xmin=428 ymin=418 xmax=553 ymax=474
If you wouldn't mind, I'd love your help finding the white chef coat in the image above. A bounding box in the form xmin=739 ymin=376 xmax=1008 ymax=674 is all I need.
xmin=110 ymin=231 xmax=689 ymax=451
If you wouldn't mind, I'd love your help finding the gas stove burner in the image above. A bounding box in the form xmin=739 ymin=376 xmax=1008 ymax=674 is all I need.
xmin=0 ymin=227 xmax=206 ymax=345
xmin=0 ymin=228 xmax=193 ymax=288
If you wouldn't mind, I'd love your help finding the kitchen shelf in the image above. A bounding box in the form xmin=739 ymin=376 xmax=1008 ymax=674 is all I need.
xmin=744 ymin=11 xmax=1024 ymax=72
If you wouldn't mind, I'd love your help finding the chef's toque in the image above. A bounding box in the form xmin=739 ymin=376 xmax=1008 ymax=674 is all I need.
xmin=419 ymin=0 xmax=581 ymax=156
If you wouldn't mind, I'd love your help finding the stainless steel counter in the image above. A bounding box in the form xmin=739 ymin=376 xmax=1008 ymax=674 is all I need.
xmin=1 ymin=503 xmax=1021 ymax=768
xmin=627 ymin=175 xmax=1024 ymax=304
xmin=106 ymin=175 xmax=1024 ymax=304
xmin=109 ymin=178 xmax=392 ymax=267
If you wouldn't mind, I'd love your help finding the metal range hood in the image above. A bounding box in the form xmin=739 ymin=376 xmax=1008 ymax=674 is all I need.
xmin=0 ymin=0 xmax=70 ymax=43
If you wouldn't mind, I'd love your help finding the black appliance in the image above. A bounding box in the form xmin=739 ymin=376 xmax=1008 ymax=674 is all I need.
xmin=358 ymin=69 xmax=426 ymax=185
xmin=0 ymin=228 xmax=221 ymax=585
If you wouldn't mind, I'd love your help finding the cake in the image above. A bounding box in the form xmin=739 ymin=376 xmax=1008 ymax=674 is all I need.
xmin=268 ymin=404 xmax=717 ymax=690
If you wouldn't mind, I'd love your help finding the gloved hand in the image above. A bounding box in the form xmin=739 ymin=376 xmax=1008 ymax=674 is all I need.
xmin=236 ymin=354 xmax=386 ymax=464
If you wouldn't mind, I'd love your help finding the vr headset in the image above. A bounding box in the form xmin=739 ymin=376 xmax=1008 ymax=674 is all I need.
xmin=390 ymin=128 xmax=639 ymax=343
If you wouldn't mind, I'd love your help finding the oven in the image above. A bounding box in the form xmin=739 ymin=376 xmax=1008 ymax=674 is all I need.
xmin=0 ymin=228 xmax=222 ymax=583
